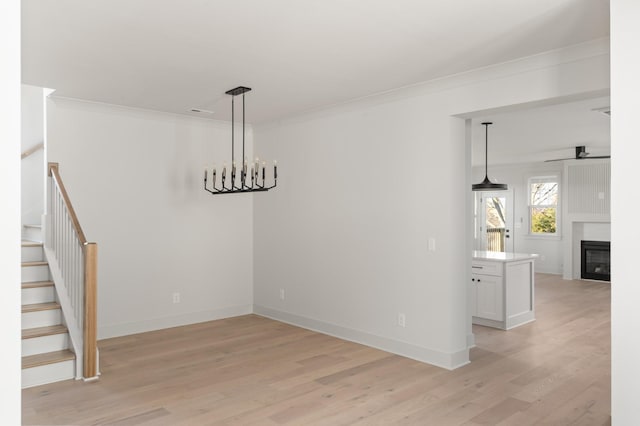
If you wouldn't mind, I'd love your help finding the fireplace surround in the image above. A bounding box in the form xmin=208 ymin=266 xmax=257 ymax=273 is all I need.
xmin=581 ymin=240 xmax=610 ymax=281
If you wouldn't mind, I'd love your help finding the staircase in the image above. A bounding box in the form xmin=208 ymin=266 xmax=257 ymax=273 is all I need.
xmin=21 ymin=226 xmax=76 ymax=388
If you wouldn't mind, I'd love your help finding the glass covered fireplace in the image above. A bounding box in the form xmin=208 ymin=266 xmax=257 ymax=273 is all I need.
xmin=581 ymin=240 xmax=610 ymax=281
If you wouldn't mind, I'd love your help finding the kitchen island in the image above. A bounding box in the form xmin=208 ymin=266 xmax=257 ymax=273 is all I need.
xmin=471 ymin=251 xmax=538 ymax=330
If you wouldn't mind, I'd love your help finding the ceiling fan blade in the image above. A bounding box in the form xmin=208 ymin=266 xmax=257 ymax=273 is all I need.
xmin=544 ymin=157 xmax=573 ymax=162
xmin=545 ymin=155 xmax=611 ymax=162
xmin=545 ymin=145 xmax=610 ymax=162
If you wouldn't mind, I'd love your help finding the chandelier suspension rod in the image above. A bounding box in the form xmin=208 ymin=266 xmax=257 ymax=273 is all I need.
xmin=243 ymin=93 xmax=246 ymax=166
xmin=231 ymin=95 xmax=235 ymax=166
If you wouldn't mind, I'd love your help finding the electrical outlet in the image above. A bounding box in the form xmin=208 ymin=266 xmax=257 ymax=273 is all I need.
xmin=398 ymin=313 xmax=406 ymax=328
xmin=279 ymin=288 xmax=285 ymax=300
xmin=172 ymin=292 xmax=180 ymax=304
xmin=428 ymin=238 xmax=436 ymax=251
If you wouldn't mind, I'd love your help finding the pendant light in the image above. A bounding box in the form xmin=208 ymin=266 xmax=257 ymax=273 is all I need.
xmin=472 ymin=122 xmax=507 ymax=191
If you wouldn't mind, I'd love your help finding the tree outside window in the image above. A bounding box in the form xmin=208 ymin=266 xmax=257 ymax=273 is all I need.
xmin=530 ymin=177 xmax=558 ymax=234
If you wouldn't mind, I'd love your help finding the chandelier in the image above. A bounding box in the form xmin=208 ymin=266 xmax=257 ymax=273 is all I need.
xmin=204 ymin=86 xmax=277 ymax=195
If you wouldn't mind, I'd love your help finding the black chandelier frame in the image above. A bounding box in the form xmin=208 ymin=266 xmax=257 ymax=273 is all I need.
xmin=204 ymin=86 xmax=277 ymax=195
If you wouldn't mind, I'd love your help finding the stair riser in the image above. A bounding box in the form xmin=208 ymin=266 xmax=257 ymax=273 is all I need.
xmin=21 ymin=246 xmax=44 ymax=262
xmin=21 ymin=265 xmax=50 ymax=283
xmin=22 ymin=309 xmax=61 ymax=330
xmin=22 ymin=334 xmax=69 ymax=357
xmin=23 ymin=227 xmax=43 ymax=243
xmin=22 ymin=286 xmax=55 ymax=305
xmin=22 ymin=359 xmax=75 ymax=389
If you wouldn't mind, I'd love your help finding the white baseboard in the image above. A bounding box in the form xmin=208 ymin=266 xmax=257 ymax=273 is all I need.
xmin=253 ymin=305 xmax=469 ymax=371
xmin=535 ymin=268 xmax=563 ymax=275
xmin=98 ymin=304 xmax=253 ymax=339
xmin=467 ymin=332 xmax=476 ymax=348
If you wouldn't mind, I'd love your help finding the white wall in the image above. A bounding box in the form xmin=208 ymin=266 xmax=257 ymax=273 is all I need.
xmin=472 ymin=162 xmax=564 ymax=274
xmin=611 ymin=0 xmax=640 ymax=422
xmin=253 ymin=40 xmax=609 ymax=369
xmin=21 ymin=84 xmax=45 ymax=226
xmin=46 ymin=98 xmax=254 ymax=338
xmin=1 ymin=0 xmax=23 ymax=421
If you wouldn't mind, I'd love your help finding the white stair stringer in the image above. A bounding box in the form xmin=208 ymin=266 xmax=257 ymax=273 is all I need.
xmin=43 ymin=245 xmax=85 ymax=381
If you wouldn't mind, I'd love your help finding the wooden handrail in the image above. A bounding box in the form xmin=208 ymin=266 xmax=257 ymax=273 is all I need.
xmin=48 ymin=162 xmax=87 ymax=244
xmin=21 ymin=142 xmax=44 ymax=160
xmin=48 ymin=162 xmax=98 ymax=380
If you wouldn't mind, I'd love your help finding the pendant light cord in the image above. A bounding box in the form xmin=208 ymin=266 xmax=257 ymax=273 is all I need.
xmin=484 ymin=122 xmax=489 ymax=178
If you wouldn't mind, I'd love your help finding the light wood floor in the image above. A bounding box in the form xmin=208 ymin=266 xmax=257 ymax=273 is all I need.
xmin=22 ymin=273 xmax=611 ymax=425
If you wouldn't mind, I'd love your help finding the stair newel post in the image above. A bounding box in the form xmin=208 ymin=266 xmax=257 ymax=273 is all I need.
xmin=83 ymin=242 xmax=98 ymax=379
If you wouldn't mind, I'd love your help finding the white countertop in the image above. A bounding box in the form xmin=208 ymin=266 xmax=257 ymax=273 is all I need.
xmin=473 ymin=251 xmax=539 ymax=262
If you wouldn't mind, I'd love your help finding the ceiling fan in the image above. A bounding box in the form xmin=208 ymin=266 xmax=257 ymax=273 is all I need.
xmin=544 ymin=146 xmax=610 ymax=162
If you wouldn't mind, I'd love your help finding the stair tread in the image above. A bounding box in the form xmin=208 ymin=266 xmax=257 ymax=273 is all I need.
xmin=22 ymin=261 xmax=48 ymax=267
xmin=22 ymin=280 xmax=54 ymax=289
xmin=22 ymin=302 xmax=61 ymax=313
xmin=22 ymin=350 xmax=75 ymax=369
xmin=23 ymin=224 xmax=43 ymax=228
xmin=21 ymin=240 xmax=43 ymax=247
xmin=22 ymin=325 xmax=67 ymax=339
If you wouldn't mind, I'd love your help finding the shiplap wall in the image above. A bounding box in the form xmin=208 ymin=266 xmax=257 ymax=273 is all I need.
xmin=567 ymin=161 xmax=610 ymax=216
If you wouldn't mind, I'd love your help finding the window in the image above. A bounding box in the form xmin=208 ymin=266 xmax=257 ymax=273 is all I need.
xmin=529 ymin=176 xmax=559 ymax=235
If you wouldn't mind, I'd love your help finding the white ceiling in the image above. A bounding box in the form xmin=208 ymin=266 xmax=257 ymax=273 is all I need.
xmin=22 ymin=0 xmax=610 ymax=125
xmin=22 ymin=0 xmax=609 ymax=165
xmin=472 ymin=96 xmax=611 ymax=166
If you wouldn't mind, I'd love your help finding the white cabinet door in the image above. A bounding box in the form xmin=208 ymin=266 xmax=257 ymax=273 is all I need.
xmin=473 ymin=273 xmax=503 ymax=321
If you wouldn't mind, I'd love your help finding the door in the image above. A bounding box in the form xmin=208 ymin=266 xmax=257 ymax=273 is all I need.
xmin=477 ymin=190 xmax=514 ymax=253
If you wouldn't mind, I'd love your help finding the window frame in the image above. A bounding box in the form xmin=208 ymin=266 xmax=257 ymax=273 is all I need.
xmin=527 ymin=175 xmax=561 ymax=238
